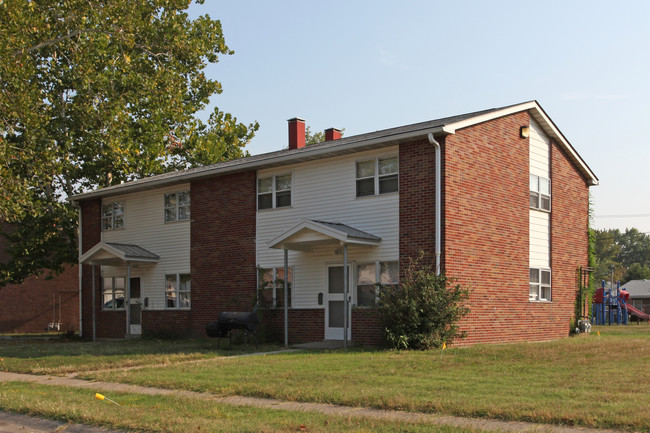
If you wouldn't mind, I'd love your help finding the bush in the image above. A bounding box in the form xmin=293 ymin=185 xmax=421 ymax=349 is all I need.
xmin=378 ymin=253 xmax=470 ymax=350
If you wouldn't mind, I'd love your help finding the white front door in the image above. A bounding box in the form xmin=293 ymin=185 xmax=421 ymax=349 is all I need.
xmin=325 ymin=266 xmax=351 ymax=340
xmin=129 ymin=277 xmax=142 ymax=335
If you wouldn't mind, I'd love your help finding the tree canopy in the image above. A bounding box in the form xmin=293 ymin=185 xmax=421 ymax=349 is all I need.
xmin=0 ymin=0 xmax=258 ymax=285
xmin=592 ymin=228 xmax=650 ymax=285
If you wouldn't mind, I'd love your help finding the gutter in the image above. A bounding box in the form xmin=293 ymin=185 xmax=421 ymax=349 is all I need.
xmin=427 ymin=133 xmax=442 ymax=275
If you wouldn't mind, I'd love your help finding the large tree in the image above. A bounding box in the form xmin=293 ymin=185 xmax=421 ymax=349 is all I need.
xmin=0 ymin=0 xmax=258 ymax=285
xmin=592 ymin=228 xmax=650 ymax=285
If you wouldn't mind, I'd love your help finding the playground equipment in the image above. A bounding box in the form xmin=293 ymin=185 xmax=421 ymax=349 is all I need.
xmin=592 ymin=280 xmax=627 ymax=325
xmin=592 ymin=280 xmax=650 ymax=324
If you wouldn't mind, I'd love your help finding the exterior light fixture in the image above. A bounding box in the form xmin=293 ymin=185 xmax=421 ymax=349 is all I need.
xmin=520 ymin=126 xmax=530 ymax=139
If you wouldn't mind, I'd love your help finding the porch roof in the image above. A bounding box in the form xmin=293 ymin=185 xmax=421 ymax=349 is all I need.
xmin=79 ymin=242 xmax=160 ymax=266
xmin=267 ymin=220 xmax=381 ymax=252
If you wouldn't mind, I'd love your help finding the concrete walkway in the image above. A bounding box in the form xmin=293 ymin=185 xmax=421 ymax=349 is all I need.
xmin=0 ymin=410 xmax=124 ymax=433
xmin=0 ymin=371 xmax=629 ymax=433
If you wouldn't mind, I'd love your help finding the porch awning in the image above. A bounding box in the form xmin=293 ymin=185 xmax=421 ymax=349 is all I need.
xmin=79 ymin=242 xmax=160 ymax=266
xmin=267 ymin=220 xmax=381 ymax=251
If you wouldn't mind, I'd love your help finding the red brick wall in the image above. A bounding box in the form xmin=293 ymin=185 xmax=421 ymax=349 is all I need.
xmin=142 ymin=310 xmax=192 ymax=338
xmin=189 ymin=172 xmax=257 ymax=336
xmin=79 ymin=199 xmax=104 ymax=338
xmin=351 ymin=307 xmax=384 ymax=346
xmin=549 ymin=138 xmax=590 ymax=331
xmin=399 ymin=138 xmax=438 ymax=275
xmin=261 ymin=308 xmax=324 ymax=343
xmin=442 ymin=112 xmax=590 ymax=345
xmin=443 ymin=112 xmax=530 ymax=345
xmin=0 ymin=265 xmax=79 ymax=333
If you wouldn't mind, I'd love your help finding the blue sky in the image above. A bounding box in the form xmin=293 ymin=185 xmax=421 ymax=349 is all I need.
xmin=190 ymin=1 xmax=650 ymax=233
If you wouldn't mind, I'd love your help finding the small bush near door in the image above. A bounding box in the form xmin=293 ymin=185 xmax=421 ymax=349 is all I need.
xmin=378 ymin=252 xmax=470 ymax=350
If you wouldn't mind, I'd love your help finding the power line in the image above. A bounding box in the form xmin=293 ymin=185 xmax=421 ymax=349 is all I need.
xmin=594 ymin=213 xmax=650 ymax=219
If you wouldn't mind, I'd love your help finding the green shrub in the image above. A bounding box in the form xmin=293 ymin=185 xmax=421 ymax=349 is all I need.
xmin=378 ymin=253 xmax=470 ymax=350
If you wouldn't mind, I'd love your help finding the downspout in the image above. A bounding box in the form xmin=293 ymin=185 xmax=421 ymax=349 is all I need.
xmin=78 ymin=206 xmax=83 ymax=337
xmin=283 ymin=248 xmax=289 ymax=348
xmin=427 ymin=133 xmax=442 ymax=275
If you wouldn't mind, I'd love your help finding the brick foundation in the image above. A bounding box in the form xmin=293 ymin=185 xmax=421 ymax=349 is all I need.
xmin=351 ymin=307 xmax=384 ymax=346
xmin=261 ymin=308 xmax=324 ymax=344
xmin=142 ymin=310 xmax=192 ymax=338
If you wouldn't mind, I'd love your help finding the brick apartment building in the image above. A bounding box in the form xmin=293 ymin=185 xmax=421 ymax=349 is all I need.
xmin=72 ymin=101 xmax=598 ymax=346
xmin=0 ymin=229 xmax=79 ymax=334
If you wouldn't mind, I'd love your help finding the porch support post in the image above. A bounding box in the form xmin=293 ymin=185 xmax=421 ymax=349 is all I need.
xmin=283 ymin=248 xmax=289 ymax=348
xmin=91 ymin=264 xmax=96 ymax=342
xmin=343 ymin=243 xmax=349 ymax=349
xmin=126 ymin=262 xmax=131 ymax=337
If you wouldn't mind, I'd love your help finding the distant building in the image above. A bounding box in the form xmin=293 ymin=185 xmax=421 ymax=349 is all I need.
xmin=0 ymin=227 xmax=79 ymax=333
xmin=621 ymin=279 xmax=650 ymax=313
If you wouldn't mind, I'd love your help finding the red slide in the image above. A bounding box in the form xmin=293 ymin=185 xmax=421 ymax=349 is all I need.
xmin=625 ymin=304 xmax=650 ymax=321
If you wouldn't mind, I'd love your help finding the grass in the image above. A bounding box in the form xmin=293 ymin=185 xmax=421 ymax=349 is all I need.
xmin=0 ymin=336 xmax=279 ymax=375
xmin=0 ymin=382 xmax=483 ymax=433
xmin=1 ymin=326 xmax=649 ymax=431
xmin=80 ymin=325 xmax=650 ymax=431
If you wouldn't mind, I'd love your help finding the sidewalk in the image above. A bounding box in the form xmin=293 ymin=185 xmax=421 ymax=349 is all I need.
xmin=0 ymin=371 xmax=626 ymax=433
xmin=0 ymin=410 xmax=124 ymax=433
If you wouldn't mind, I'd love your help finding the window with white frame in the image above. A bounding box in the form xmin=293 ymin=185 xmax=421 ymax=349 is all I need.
xmin=529 ymin=268 xmax=551 ymax=301
xmin=165 ymin=274 xmax=191 ymax=309
xmin=164 ymin=191 xmax=190 ymax=222
xmin=530 ymin=174 xmax=551 ymax=211
xmin=102 ymin=277 xmax=125 ymax=310
xmin=257 ymin=174 xmax=292 ymax=210
xmin=356 ymin=156 xmax=398 ymax=197
xmin=102 ymin=202 xmax=125 ymax=230
xmin=259 ymin=267 xmax=292 ymax=307
xmin=356 ymin=261 xmax=399 ymax=307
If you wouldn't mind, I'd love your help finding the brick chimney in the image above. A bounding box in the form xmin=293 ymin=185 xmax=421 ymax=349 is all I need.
xmin=288 ymin=117 xmax=306 ymax=149
xmin=325 ymin=128 xmax=342 ymax=141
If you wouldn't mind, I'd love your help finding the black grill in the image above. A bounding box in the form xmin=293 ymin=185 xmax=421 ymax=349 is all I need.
xmin=206 ymin=311 xmax=258 ymax=349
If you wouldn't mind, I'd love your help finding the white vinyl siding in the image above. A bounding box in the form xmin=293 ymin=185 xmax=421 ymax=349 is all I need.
xmin=529 ymin=210 xmax=550 ymax=268
xmin=100 ymin=183 xmax=191 ymax=310
xmin=257 ymin=147 xmax=399 ymax=309
xmin=529 ymin=118 xmax=551 ymax=280
xmin=529 ymin=118 xmax=550 ymax=179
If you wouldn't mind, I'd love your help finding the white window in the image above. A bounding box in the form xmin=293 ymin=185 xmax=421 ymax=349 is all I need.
xmin=356 ymin=261 xmax=399 ymax=307
xmin=102 ymin=202 xmax=125 ymax=230
xmin=530 ymin=174 xmax=551 ymax=212
xmin=356 ymin=156 xmax=398 ymax=197
xmin=166 ymin=274 xmax=191 ymax=309
xmin=257 ymin=174 xmax=292 ymax=210
xmin=529 ymin=268 xmax=551 ymax=301
xmin=259 ymin=267 xmax=293 ymax=307
xmin=102 ymin=277 xmax=125 ymax=310
xmin=164 ymin=191 xmax=190 ymax=222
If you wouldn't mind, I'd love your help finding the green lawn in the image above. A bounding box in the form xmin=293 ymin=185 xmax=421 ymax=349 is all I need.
xmin=1 ymin=326 xmax=649 ymax=431
xmin=0 ymin=336 xmax=279 ymax=375
xmin=82 ymin=326 xmax=650 ymax=431
xmin=0 ymin=382 xmax=477 ymax=433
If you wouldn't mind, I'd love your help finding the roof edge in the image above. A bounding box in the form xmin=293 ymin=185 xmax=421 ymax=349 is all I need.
xmin=71 ymin=100 xmax=598 ymax=201
xmin=443 ymin=100 xmax=598 ymax=186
